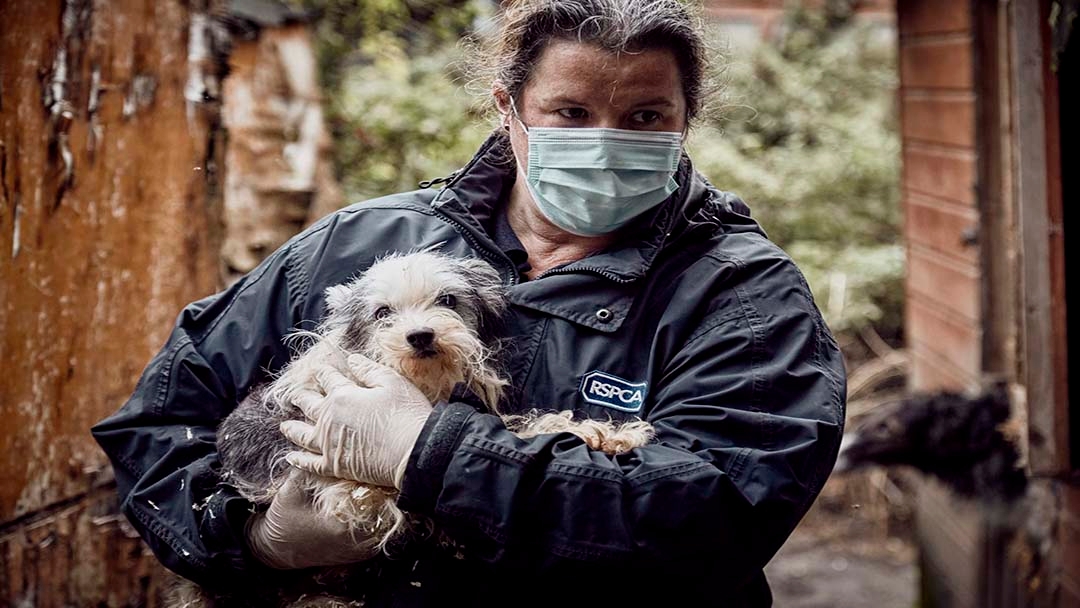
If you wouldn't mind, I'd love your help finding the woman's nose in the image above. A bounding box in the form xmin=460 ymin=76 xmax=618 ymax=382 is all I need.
xmin=590 ymin=114 xmax=624 ymax=130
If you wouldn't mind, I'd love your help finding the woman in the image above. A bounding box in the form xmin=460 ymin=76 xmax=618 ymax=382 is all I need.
xmin=93 ymin=1 xmax=846 ymax=605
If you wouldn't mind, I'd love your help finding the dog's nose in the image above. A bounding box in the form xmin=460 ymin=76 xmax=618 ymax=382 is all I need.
xmin=406 ymin=328 xmax=436 ymax=350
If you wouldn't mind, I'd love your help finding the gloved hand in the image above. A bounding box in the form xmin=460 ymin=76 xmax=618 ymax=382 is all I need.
xmin=280 ymin=354 xmax=432 ymax=489
xmin=245 ymin=475 xmax=377 ymax=569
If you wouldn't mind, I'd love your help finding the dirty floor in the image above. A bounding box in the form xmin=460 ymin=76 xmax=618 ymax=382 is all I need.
xmin=765 ymin=469 xmax=919 ymax=608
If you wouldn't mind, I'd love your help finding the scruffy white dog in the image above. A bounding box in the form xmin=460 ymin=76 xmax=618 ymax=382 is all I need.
xmin=216 ymin=249 xmax=654 ymax=562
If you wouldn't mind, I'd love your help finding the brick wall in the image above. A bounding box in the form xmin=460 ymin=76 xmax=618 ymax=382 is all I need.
xmin=896 ymin=0 xmax=981 ymax=391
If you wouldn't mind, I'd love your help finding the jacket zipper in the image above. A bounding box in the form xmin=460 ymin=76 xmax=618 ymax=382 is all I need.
xmin=535 ymin=265 xmax=635 ymax=284
xmin=432 ymin=205 xmax=632 ymax=287
xmin=432 ymin=209 xmax=521 ymax=287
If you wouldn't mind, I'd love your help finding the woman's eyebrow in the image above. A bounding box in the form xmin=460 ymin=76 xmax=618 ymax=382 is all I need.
xmin=540 ymin=94 xmax=590 ymax=106
xmin=539 ymin=95 xmax=676 ymax=108
xmin=631 ymin=97 xmax=677 ymax=108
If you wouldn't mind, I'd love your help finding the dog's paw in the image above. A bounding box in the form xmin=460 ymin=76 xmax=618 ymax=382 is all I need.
xmin=599 ymin=436 xmax=635 ymax=455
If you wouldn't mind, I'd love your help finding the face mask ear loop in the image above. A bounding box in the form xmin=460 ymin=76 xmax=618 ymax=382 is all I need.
xmin=506 ymin=95 xmax=535 ymax=187
xmin=508 ymin=95 xmax=530 ymax=135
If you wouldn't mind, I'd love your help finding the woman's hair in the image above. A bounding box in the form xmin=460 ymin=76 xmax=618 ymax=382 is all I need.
xmin=466 ymin=0 xmax=719 ymax=124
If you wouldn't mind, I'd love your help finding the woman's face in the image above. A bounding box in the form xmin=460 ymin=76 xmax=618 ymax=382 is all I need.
xmin=500 ymin=38 xmax=687 ymax=153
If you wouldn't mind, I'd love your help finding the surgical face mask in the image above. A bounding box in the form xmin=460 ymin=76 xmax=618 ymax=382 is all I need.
xmin=508 ymin=99 xmax=683 ymax=237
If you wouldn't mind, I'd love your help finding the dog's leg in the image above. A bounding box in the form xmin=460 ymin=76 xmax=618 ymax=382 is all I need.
xmin=595 ymin=419 xmax=656 ymax=454
xmin=507 ymin=411 xmax=655 ymax=455
xmin=301 ymin=473 xmax=411 ymax=557
xmin=218 ymin=388 xmax=297 ymax=504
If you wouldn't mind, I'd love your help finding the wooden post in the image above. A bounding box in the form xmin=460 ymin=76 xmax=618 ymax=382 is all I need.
xmin=0 ymin=1 xmax=227 ymax=604
xmin=1012 ymin=0 xmax=1070 ymax=477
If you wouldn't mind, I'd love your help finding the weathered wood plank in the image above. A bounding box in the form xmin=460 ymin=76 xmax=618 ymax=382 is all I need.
xmin=904 ymin=192 xmax=979 ymax=263
xmin=906 ymin=244 xmax=981 ymax=321
xmin=0 ymin=483 xmax=171 ymax=607
xmin=901 ymin=93 xmax=977 ymax=148
xmin=897 ymin=0 xmax=970 ymax=37
xmin=0 ymin=0 xmax=226 ymax=605
xmin=907 ymin=295 xmax=981 ymax=378
xmin=0 ymin=0 xmax=225 ymax=521
xmin=1011 ymin=0 xmax=1070 ymax=475
xmin=903 ymin=142 xmax=977 ymax=205
xmin=901 ymin=36 xmax=974 ymax=90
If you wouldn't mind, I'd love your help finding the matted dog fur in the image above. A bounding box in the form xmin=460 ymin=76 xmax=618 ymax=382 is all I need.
xmin=170 ymin=249 xmax=654 ymax=607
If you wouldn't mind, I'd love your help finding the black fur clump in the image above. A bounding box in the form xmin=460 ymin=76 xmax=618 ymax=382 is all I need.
xmin=837 ymin=383 xmax=1027 ymax=501
xmin=217 ymin=385 xmax=297 ymax=500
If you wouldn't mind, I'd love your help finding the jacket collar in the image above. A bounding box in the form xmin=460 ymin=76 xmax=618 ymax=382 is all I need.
xmin=431 ymin=132 xmax=700 ymax=277
xmin=428 ymin=131 xmax=744 ymax=332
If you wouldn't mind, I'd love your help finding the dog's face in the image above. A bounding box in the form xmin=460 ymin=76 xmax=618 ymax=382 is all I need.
xmin=838 ymin=388 xmax=1012 ymax=471
xmin=834 ymin=384 xmax=1025 ymax=499
xmin=322 ymin=250 xmax=507 ymax=405
xmin=835 ymin=399 xmax=936 ymax=471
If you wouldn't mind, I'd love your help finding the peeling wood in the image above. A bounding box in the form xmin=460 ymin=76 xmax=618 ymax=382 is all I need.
xmin=87 ymin=64 xmax=101 ymax=154
xmin=0 ymin=483 xmax=171 ymax=607
xmin=220 ymin=23 xmax=342 ymax=284
xmin=184 ymin=10 xmax=231 ymax=128
xmin=42 ymin=0 xmax=92 ymax=210
xmin=1 ymin=0 xmax=228 ymax=604
xmin=122 ymin=73 xmax=157 ymax=119
xmin=0 ymin=0 xmax=341 ymax=604
xmin=11 ymin=196 xmax=20 ymax=259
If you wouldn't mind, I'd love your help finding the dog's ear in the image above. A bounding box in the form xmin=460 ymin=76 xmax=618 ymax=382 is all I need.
xmin=324 ymin=284 xmax=352 ymax=314
xmin=458 ymin=257 xmax=507 ymax=342
xmin=458 ymin=258 xmax=506 ymax=314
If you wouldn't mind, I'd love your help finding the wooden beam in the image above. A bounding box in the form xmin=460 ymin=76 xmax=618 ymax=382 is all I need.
xmin=1011 ymin=0 xmax=1071 ymax=475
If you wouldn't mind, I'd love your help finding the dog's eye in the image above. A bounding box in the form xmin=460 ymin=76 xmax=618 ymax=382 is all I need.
xmin=436 ymin=294 xmax=457 ymax=309
xmin=374 ymin=306 xmax=393 ymax=320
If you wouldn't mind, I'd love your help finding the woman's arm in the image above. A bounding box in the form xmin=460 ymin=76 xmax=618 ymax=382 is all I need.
xmin=91 ymin=241 xmax=307 ymax=588
xmin=397 ymin=252 xmax=846 ymax=592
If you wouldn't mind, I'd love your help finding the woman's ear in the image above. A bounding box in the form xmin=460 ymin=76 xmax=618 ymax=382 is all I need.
xmin=492 ymin=83 xmax=512 ymax=129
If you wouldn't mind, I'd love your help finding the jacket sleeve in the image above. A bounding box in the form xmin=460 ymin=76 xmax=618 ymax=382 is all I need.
xmin=397 ymin=250 xmax=846 ymax=592
xmin=90 ymin=239 xmax=311 ymax=589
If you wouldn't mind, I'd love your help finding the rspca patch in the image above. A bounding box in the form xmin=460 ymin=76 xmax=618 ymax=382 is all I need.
xmin=580 ymin=371 xmax=648 ymax=412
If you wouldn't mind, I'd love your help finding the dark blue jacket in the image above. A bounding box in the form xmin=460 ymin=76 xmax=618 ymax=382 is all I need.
xmin=92 ymin=134 xmax=846 ymax=606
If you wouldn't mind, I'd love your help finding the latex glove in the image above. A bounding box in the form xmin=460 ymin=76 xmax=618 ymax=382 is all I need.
xmin=245 ymin=475 xmax=376 ymax=569
xmin=280 ymin=354 xmax=432 ymax=489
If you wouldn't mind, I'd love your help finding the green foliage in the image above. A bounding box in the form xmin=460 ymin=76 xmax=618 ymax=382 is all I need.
xmin=286 ymin=0 xmax=492 ymax=200
xmin=286 ymin=0 xmax=481 ymax=90
xmin=334 ymin=43 xmax=489 ymax=199
xmin=688 ymin=5 xmax=902 ymax=335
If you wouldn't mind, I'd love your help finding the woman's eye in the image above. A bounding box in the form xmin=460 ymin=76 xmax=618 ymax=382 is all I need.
xmin=631 ymin=110 xmax=663 ymax=125
xmin=557 ymin=107 xmax=588 ymax=120
xmin=374 ymin=306 xmax=393 ymax=320
xmin=436 ymin=294 xmax=457 ymax=309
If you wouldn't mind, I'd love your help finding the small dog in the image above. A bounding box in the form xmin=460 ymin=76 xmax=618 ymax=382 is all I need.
xmin=834 ymin=382 xmax=1026 ymax=501
xmin=172 ymin=249 xmax=653 ymax=606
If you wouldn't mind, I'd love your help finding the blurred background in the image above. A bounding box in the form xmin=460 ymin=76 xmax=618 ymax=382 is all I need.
xmin=0 ymin=0 xmax=1075 ymax=606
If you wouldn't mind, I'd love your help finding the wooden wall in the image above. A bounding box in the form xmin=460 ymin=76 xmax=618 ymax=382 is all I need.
xmin=1063 ymin=485 xmax=1080 ymax=605
xmin=898 ymin=1 xmax=1077 ymax=606
xmin=0 ymin=1 xmax=227 ymax=605
xmin=220 ymin=22 xmax=342 ymax=286
xmin=897 ymin=0 xmax=982 ymax=392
